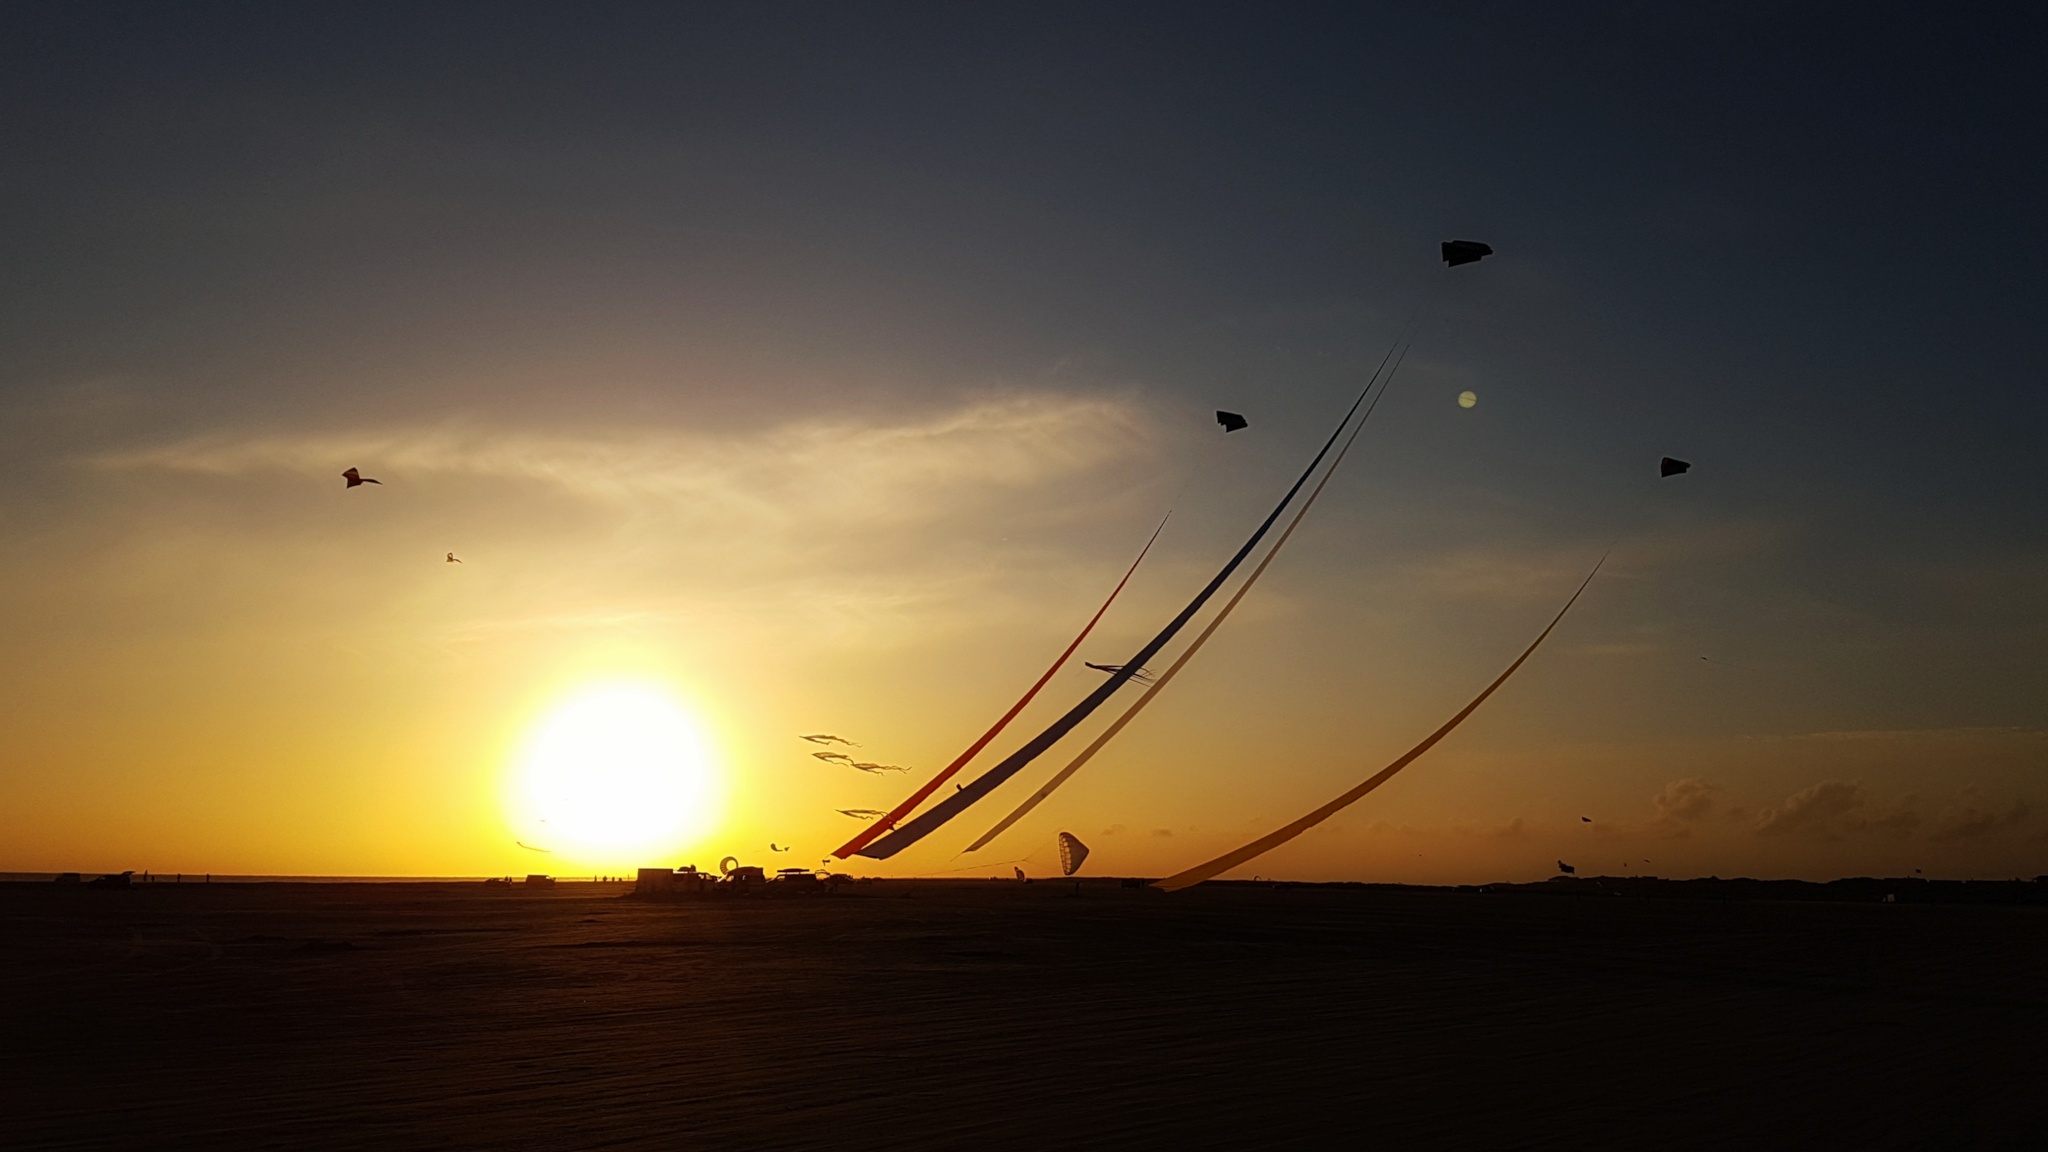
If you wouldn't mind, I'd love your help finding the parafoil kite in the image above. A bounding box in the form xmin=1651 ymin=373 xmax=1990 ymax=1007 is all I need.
xmin=1057 ymin=832 xmax=1090 ymax=877
xmin=1441 ymin=240 xmax=1493 ymax=267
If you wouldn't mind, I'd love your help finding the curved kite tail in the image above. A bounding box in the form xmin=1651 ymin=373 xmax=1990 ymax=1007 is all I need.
xmin=1154 ymin=556 xmax=1603 ymax=892
xmin=963 ymin=326 xmax=1423 ymax=856
xmin=831 ymin=511 xmax=1171 ymax=859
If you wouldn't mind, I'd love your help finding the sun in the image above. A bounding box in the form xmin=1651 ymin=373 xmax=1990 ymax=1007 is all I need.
xmin=507 ymin=681 xmax=721 ymax=867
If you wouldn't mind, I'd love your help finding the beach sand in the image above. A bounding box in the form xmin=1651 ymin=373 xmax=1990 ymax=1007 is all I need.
xmin=4 ymin=878 xmax=2042 ymax=1149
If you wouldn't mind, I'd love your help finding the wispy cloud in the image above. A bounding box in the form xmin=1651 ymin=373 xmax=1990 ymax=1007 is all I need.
xmin=1755 ymin=781 xmax=2037 ymax=843
xmin=1756 ymin=780 xmax=1864 ymax=839
xmin=1649 ymin=778 xmax=1716 ymax=836
xmin=88 ymin=393 xmax=1153 ymax=526
xmin=1929 ymin=793 xmax=2032 ymax=842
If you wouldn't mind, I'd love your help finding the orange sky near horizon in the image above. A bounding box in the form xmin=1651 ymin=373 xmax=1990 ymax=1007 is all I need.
xmin=5 ymin=6 xmax=2045 ymax=887
xmin=4 ymin=387 xmax=2042 ymax=883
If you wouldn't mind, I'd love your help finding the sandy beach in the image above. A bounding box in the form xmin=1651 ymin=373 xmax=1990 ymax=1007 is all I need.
xmin=5 ymin=878 xmax=2043 ymax=1150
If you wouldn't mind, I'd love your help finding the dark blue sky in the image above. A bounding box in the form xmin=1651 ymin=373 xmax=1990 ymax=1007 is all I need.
xmin=9 ymin=4 xmax=2044 ymax=487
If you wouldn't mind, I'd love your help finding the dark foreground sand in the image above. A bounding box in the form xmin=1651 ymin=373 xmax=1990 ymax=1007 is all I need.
xmin=4 ymin=879 xmax=2043 ymax=1150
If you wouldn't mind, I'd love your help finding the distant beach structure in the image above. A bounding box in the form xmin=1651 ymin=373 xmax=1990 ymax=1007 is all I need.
xmin=523 ymin=874 xmax=555 ymax=888
xmin=635 ymin=866 xmax=716 ymax=897
xmin=633 ymin=863 xmax=848 ymax=899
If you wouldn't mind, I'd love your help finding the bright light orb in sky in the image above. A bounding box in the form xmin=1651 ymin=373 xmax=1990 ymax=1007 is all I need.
xmin=1457 ymin=390 xmax=1478 ymax=409
xmin=510 ymin=682 xmax=719 ymax=864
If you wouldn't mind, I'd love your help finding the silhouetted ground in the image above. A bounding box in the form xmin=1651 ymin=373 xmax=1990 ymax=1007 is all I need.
xmin=4 ymin=878 xmax=2043 ymax=1150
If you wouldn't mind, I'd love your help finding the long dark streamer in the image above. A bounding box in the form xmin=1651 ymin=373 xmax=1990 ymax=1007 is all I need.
xmin=963 ymin=341 xmax=1416 ymax=853
xmin=831 ymin=512 xmax=1171 ymax=859
xmin=858 ymin=337 xmax=1409 ymax=859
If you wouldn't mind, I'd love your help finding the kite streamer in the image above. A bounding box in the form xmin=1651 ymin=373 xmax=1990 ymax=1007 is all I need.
xmin=832 ymin=513 xmax=1170 ymax=858
xmin=857 ymin=338 xmax=1407 ymax=860
xmin=1154 ymin=557 xmax=1604 ymax=892
xmin=963 ymin=344 xmax=1412 ymax=853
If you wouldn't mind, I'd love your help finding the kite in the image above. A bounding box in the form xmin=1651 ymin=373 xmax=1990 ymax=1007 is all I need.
xmin=851 ymin=761 xmax=911 ymax=774
xmin=1057 ymin=832 xmax=1090 ymax=877
xmin=1660 ymin=457 xmax=1691 ymax=477
xmin=1581 ymin=816 xmax=1592 ymax=823
xmin=446 ymin=553 xmax=462 ymax=564
xmin=770 ymin=843 xmax=790 ymax=853
xmin=801 ymin=734 xmax=858 ymax=746
xmin=1558 ymin=860 xmax=1577 ymax=875
xmin=1084 ymin=661 xmax=1155 ymax=685
xmin=1152 ymin=559 xmax=1602 ymax=892
xmin=813 ymin=751 xmax=858 ymax=768
xmin=516 ymin=841 xmax=551 ymax=853
xmin=1216 ymin=410 xmax=1249 ymax=433
xmin=1441 ymin=240 xmax=1493 ymax=267
xmin=836 ymin=808 xmax=886 ymax=819
xmin=342 ymin=467 xmax=380 ymax=487
xmin=833 ymin=513 xmax=1172 ymax=858
xmin=857 ymin=342 xmax=1406 ymax=861
xmin=965 ymin=341 xmax=1411 ymax=853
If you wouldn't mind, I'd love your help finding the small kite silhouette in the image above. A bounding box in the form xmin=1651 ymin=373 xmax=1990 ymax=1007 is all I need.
xmin=800 ymin=734 xmax=858 ymax=746
xmin=836 ymin=808 xmax=886 ymax=819
xmin=342 ymin=467 xmax=380 ymax=488
xmin=1557 ymin=860 xmax=1576 ymax=875
xmin=446 ymin=553 xmax=462 ymax=564
xmin=1216 ymin=410 xmax=1249 ymax=433
xmin=770 ymin=843 xmax=791 ymax=853
xmin=1441 ymin=240 xmax=1493 ymax=267
xmin=851 ymin=761 xmax=910 ymax=774
xmin=813 ymin=751 xmax=858 ymax=767
xmin=517 ymin=841 xmax=551 ymax=853
xmin=1085 ymin=661 xmax=1156 ymax=685
xmin=1581 ymin=816 xmax=1592 ymax=823
xmin=1660 ymin=457 xmax=1691 ymax=478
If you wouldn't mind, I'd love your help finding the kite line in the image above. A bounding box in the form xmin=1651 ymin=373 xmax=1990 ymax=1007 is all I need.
xmin=1153 ymin=555 xmax=1605 ymax=892
xmin=832 ymin=512 xmax=1171 ymax=858
xmin=962 ymin=340 xmax=1417 ymax=853
xmin=856 ymin=344 xmax=1403 ymax=860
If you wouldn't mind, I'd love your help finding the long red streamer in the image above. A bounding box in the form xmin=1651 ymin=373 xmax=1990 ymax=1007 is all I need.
xmin=831 ymin=515 xmax=1168 ymax=859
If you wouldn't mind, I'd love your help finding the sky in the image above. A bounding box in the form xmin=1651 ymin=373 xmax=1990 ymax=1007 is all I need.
xmin=3 ymin=2 xmax=2044 ymax=882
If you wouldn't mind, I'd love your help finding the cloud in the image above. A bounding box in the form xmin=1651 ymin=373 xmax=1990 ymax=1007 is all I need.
xmin=58 ymin=392 xmax=1172 ymax=650
xmin=1929 ymin=795 xmax=2032 ymax=842
xmin=1754 ymin=780 xmax=2038 ymax=844
xmin=1644 ymin=778 xmax=1717 ymax=838
xmin=1756 ymin=780 xmax=1865 ymax=840
xmin=1654 ymin=778 xmax=1716 ymax=823
xmin=87 ymin=393 xmax=1153 ymax=528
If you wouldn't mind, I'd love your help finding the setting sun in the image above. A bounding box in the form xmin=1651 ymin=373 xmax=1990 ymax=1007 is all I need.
xmin=506 ymin=682 xmax=720 ymax=867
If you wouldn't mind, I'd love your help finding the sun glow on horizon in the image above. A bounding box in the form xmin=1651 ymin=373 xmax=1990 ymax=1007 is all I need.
xmin=506 ymin=681 xmax=721 ymax=868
